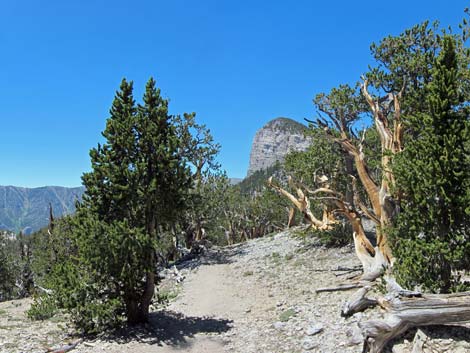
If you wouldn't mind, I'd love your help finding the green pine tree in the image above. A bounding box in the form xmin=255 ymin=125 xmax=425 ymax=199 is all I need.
xmin=392 ymin=36 xmax=470 ymax=293
xmin=82 ymin=78 xmax=137 ymax=223
xmin=37 ymin=78 xmax=193 ymax=332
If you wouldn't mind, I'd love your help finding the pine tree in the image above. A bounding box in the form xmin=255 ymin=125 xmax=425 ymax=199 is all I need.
xmin=51 ymin=77 xmax=193 ymax=330
xmin=82 ymin=78 xmax=137 ymax=223
xmin=392 ymin=36 xmax=470 ymax=293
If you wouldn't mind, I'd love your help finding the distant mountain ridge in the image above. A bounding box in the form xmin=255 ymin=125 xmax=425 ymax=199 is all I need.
xmin=2 ymin=118 xmax=309 ymax=234
xmin=0 ymin=185 xmax=85 ymax=234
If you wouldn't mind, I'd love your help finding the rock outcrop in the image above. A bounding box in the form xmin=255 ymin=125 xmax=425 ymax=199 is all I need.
xmin=247 ymin=117 xmax=311 ymax=176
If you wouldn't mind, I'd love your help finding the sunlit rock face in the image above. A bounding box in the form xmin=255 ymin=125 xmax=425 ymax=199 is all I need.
xmin=247 ymin=117 xmax=311 ymax=176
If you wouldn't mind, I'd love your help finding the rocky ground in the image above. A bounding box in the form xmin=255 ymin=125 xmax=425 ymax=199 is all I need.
xmin=1 ymin=229 xmax=469 ymax=353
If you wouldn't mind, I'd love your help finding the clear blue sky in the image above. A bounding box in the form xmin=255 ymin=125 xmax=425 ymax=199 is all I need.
xmin=0 ymin=0 xmax=467 ymax=187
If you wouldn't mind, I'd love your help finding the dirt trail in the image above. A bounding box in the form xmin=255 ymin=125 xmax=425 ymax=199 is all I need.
xmin=153 ymin=244 xmax=278 ymax=353
xmin=6 ymin=231 xmax=468 ymax=353
xmin=0 ymin=234 xmax=287 ymax=353
xmin=150 ymin=262 xmax=250 ymax=353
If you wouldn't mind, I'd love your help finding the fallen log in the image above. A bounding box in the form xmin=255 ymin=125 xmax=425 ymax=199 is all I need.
xmin=46 ymin=339 xmax=83 ymax=353
xmin=411 ymin=329 xmax=427 ymax=353
xmin=316 ymin=283 xmax=363 ymax=293
xmin=385 ymin=276 xmax=421 ymax=298
xmin=341 ymin=286 xmax=378 ymax=317
xmin=360 ymin=292 xmax=470 ymax=353
xmin=310 ymin=266 xmax=362 ymax=273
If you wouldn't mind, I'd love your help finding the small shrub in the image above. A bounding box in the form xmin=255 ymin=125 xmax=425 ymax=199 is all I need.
xmin=270 ymin=252 xmax=281 ymax=265
xmin=156 ymin=289 xmax=178 ymax=305
xmin=27 ymin=295 xmax=58 ymax=321
xmin=284 ymin=253 xmax=294 ymax=261
xmin=312 ymin=223 xmax=352 ymax=247
xmin=279 ymin=308 xmax=296 ymax=322
xmin=69 ymin=298 xmax=125 ymax=335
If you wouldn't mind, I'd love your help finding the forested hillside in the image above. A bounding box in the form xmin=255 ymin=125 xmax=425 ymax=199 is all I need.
xmin=0 ymin=186 xmax=84 ymax=234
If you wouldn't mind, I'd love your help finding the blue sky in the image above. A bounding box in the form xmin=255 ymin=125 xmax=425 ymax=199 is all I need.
xmin=0 ymin=0 xmax=467 ymax=187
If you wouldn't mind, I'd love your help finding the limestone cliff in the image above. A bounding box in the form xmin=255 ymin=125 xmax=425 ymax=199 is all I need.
xmin=247 ymin=117 xmax=311 ymax=176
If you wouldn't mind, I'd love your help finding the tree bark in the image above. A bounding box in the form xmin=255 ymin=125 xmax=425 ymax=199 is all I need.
xmin=361 ymin=292 xmax=470 ymax=353
xmin=139 ymin=270 xmax=155 ymax=322
xmin=125 ymin=266 xmax=155 ymax=325
xmin=267 ymin=177 xmax=335 ymax=230
xmin=126 ymin=298 xmax=140 ymax=325
xmin=287 ymin=207 xmax=296 ymax=228
xmin=341 ymin=286 xmax=378 ymax=317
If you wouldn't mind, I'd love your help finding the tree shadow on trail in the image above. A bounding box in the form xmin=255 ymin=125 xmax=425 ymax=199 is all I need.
xmin=109 ymin=310 xmax=233 ymax=348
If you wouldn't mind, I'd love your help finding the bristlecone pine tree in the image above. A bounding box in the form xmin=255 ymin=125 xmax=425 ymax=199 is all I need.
xmin=74 ymin=77 xmax=191 ymax=328
xmin=392 ymin=36 xmax=470 ymax=293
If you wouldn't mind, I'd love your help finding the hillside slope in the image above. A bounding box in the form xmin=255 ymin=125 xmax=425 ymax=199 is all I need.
xmin=0 ymin=186 xmax=85 ymax=234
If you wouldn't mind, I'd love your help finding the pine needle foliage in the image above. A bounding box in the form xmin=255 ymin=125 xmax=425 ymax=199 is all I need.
xmin=391 ymin=36 xmax=470 ymax=293
xmin=32 ymin=78 xmax=193 ymax=333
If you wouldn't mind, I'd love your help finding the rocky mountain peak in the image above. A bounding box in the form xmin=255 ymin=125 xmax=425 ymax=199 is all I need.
xmin=247 ymin=117 xmax=311 ymax=176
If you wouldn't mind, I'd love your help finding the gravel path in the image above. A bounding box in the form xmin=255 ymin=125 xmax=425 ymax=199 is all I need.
xmin=1 ymin=229 xmax=469 ymax=353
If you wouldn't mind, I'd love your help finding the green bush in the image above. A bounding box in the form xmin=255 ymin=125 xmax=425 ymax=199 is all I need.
xmin=155 ymin=289 xmax=178 ymax=306
xmin=27 ymin=294 xmax=57 ymax=320
xmin=279 ymin=308 xmax=296 ymax=322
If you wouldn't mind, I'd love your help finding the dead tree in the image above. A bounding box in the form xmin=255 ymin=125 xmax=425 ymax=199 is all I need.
xmin=361 ymin=291 xmax=470 ymax=353
xmin=267 ymin=176 xmax=336 ymax=231
xmin=269 ymin=79 xmax=404 ymax=272
xmin=311 ymin=80 xmax=404 ymax=265
xmin=268 ymin=174 xmax=379 ymax=273
xmin=287 ymin=207 xmax=297 ymax=228
xmin=47 ymin=203 xmax=54 ymax=236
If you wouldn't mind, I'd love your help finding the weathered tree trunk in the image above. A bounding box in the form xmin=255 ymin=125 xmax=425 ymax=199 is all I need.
xmin=341 ymin=286 xmax=378 ymax=317
xmin=267 ymin=177 xmax=335 ymax=230
xmin=127 ymin=210 xmax=157 ymax=325
xmin=126 ymin=298 xmax=140 ymax=325
xmin=342 ymin=207 xmax=376 ymax=272
xmin=361 ymin=80 xmax=404 ymax=265
xmin=184 ymin=224 xmax=194 ymax=249
xmin=361 ymin=292 xmax=470 ymax=353
xmin=139 ymin=270 xmax=155 ymax=322
xmin=125 ymin=266 xmax=155 ymax=325
xmin=287 ymin=207 xmax=296 ymax=228
xmin=268 ymin=176 xmax=381 ymax=273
